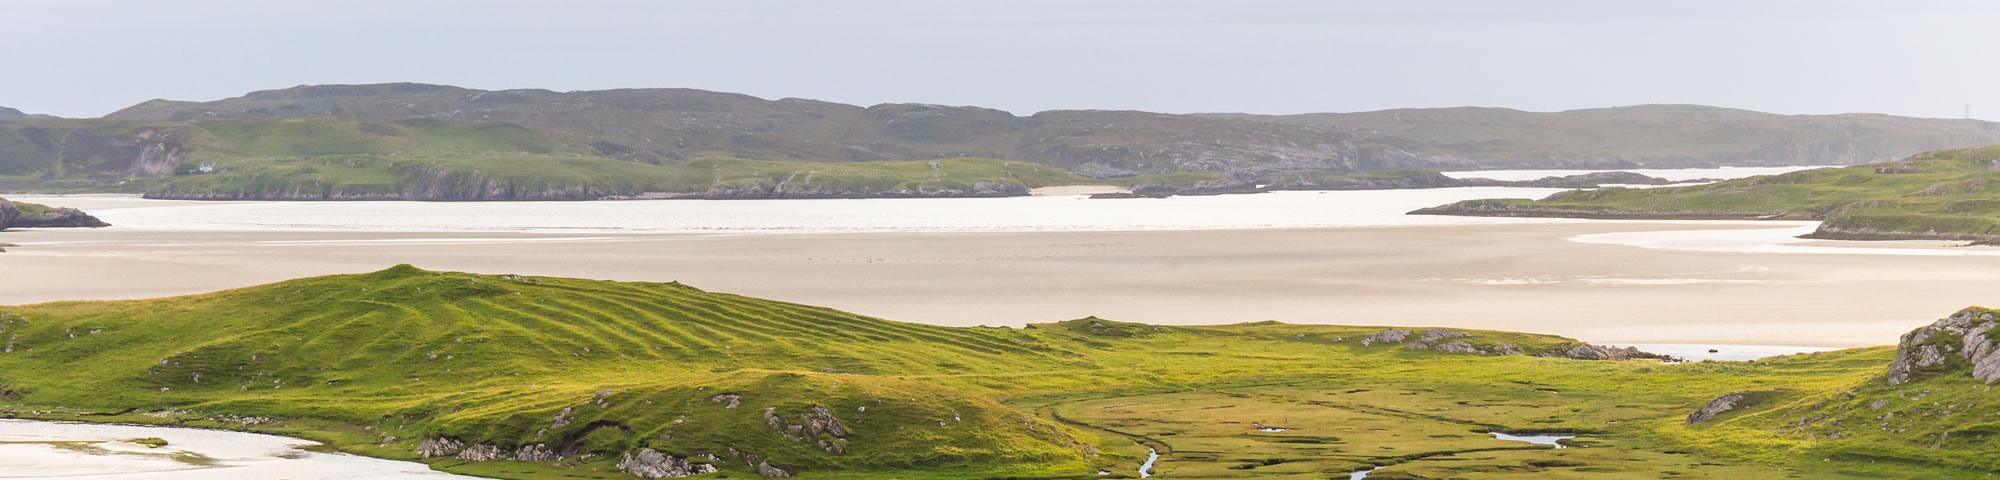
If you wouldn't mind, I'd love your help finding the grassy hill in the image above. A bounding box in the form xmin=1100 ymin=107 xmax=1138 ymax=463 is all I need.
xmin=0 ymin=117 xmax=1108 ymax=200
xmin=0 ymin=266 xmax=1994 ymax=478
xmin=1221 ymin=105 xmax=2000 ymax=169
xmin=1415 ymin=146 xmax=2000 ymax=242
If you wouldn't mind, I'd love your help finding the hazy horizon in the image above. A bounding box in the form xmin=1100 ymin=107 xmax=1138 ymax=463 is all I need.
xmin=4 ymin=0 xmax=1998 ymax=120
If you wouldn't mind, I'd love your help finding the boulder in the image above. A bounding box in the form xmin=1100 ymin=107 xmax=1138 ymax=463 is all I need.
xmin=757 ymin=461 xmax=793 ymax=478
xmin=1686 ymin=391 xmax=1747 ymax=424
xmin=617 ymin=448 xmax=718 ymax=478
xmin=1360 ymin=329 xmax=1410 ymax=346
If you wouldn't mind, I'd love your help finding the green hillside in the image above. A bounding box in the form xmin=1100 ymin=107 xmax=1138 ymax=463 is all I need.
xmin=1 ymin=267 xmax=1994 ymax=478
xmin=0 ymin=116 xmax=1100 ymax=200
xmin=1414 ymin=146 xmax=2000 ymax=241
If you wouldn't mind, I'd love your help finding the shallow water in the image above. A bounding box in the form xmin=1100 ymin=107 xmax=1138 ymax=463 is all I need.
xmin=1350 ymin=466 xmax=1385 ymax=479
xmin=11 ymin=167 xmax=1803 ymax=235
xmin=0 ymin=420 xmax=481 ymax=479
xmin=1491 ymin=432 xmax=1575 ymax=448
xmin=1138 ymin=446 xmax=1159 ymax=478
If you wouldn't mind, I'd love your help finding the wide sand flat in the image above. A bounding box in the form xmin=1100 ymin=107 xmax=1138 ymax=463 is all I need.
xmin=5 ymin=222 xmax=1994 ymax=347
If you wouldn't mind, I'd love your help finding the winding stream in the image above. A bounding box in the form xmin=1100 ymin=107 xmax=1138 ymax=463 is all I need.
xmin=1138 ymin=446 xmax=1159 ymax=478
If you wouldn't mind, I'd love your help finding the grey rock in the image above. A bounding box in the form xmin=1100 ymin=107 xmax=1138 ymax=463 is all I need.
xmin=617 ymin=448 xmax=718 ymax=478
xmin=1417 ymin=329 xmax=1471 ymax=343
xmin=1360 ymin=329 xmax=1410 ymax=346
xmin=709 ymin=394 xmax=741 ymax=409
xmin=757 ymin=461 xmax=793 ymax=478
xmin=416 ymin=437 xmax=466 ymax=458
xmin=1536 ymin=343 xmax=1675 ymax=361
xmin=1887 ymin=307 xmax=2000 ymax=385
xmin=1687 ymin=391 xmax=1747 ymax=424
xmin=456 ymin=443 xmax=506 ymax=461
xmin=515 ymin=443 xmax=561 ymax=462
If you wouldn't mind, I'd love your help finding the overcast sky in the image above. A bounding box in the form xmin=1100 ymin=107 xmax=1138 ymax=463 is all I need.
xmin=4 ymin=0 xmax=1997 ymax=119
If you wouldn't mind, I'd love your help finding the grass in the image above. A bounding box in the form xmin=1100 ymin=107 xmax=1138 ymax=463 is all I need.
xmin=1423 ymin=146 xmax=2000 ymax=240
xmin=1 ymin=116 xmax=1108 ymax=199
xmin=0 ymin=267 xmax=1993 ymax=478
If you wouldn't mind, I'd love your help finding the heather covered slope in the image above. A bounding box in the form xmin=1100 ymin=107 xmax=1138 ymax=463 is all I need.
xmin=1 ymin=267 xmax=1996 ymax=478
xmin=1414 ymin=146 xmax=2000 ymax=242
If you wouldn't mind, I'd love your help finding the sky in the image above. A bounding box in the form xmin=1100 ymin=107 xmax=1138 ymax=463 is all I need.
xmin=3 ymin=0 xmax=1998 ymax=120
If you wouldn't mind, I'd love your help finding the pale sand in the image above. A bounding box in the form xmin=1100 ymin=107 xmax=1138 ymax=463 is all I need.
xmin=3 ymin=223 xmax=1995 ymax=348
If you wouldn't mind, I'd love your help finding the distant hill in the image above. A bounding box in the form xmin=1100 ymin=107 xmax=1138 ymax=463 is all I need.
xmin=5 ymin=84 xmax=1999 ymax=200
xmin=0 ymin=107 xmax=23 ymax=119
xmin=105 ymin=83 xmax=1415 ymax=178
xmin=1215 ymin=105 xmax=2000 ymax=169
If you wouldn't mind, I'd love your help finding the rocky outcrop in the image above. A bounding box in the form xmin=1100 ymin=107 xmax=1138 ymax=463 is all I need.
xmin=514 ymin=443 xmax=560 ymax=462
xmin=1886 ymin=307 xmax=2000 ymax=386
xmin=455 ymin=443 xmax=507 ymax=461
xmin=0 ymin=200 xmax=110 ymax=229
xmin=1535 ymin=344 xmax=1676 ymax=361
xmin=1358 ymin=328 xmax=1524 ymax=355
xmin=763 ymin=405 xmax=849 ymax=453
xmin=617 ymin=449 xmax=718 ymax=478
xmin=1359 ymin=329 xmax=1410 ymax=346
xmin=416 ymin=437 xmax=466 ymax=458
xmin=1685 ymin=391 xmax=1748 ymax=424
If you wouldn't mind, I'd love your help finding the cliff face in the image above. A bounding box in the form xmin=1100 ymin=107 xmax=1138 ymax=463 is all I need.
xmin=0 ymin=197 xmax=17 ymax=228
xmin=0 ymin=122 xmax=191 ymax=179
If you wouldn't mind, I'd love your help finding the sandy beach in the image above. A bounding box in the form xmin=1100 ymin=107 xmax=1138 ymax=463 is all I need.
xmin=5 ymin=218 xmax=1995 ymax=347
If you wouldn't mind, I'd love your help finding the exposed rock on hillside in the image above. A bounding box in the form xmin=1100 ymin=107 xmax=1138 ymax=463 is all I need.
xmin=416 ymin=437 xmax=465 ymax=458
xmin=617 ymin=449 xmax=718 ymax=479
xmin=1534 ymin=343 xmax=1676 ymax=361
xmin=1685 ymin=390 xmax=1747 ymax=424
xmin=1886 ymin=307 xmax=2000 ymax=386
xmin=1359 ymin=329 xmax=1410 ymax=346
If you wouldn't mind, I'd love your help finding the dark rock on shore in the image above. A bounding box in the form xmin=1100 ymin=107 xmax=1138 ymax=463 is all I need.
xmin=1408 ymin=199 xmax=1799 ymax=221
xmin=0 ymin=197 xmax=110 ymax=230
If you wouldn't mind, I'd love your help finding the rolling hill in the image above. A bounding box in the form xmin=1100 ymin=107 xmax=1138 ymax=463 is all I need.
xmin=8 ymin=84 xmax=2000 ymax=200
xmin=1 ymin=267 xmax=1995 ymax=478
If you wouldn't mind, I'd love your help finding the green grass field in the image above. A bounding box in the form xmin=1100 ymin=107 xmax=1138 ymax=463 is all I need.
xmin=0 ymin=267 xmax=1993 ymax=478
xmin=1422 ymin=146 xmax=2000 ymax=240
